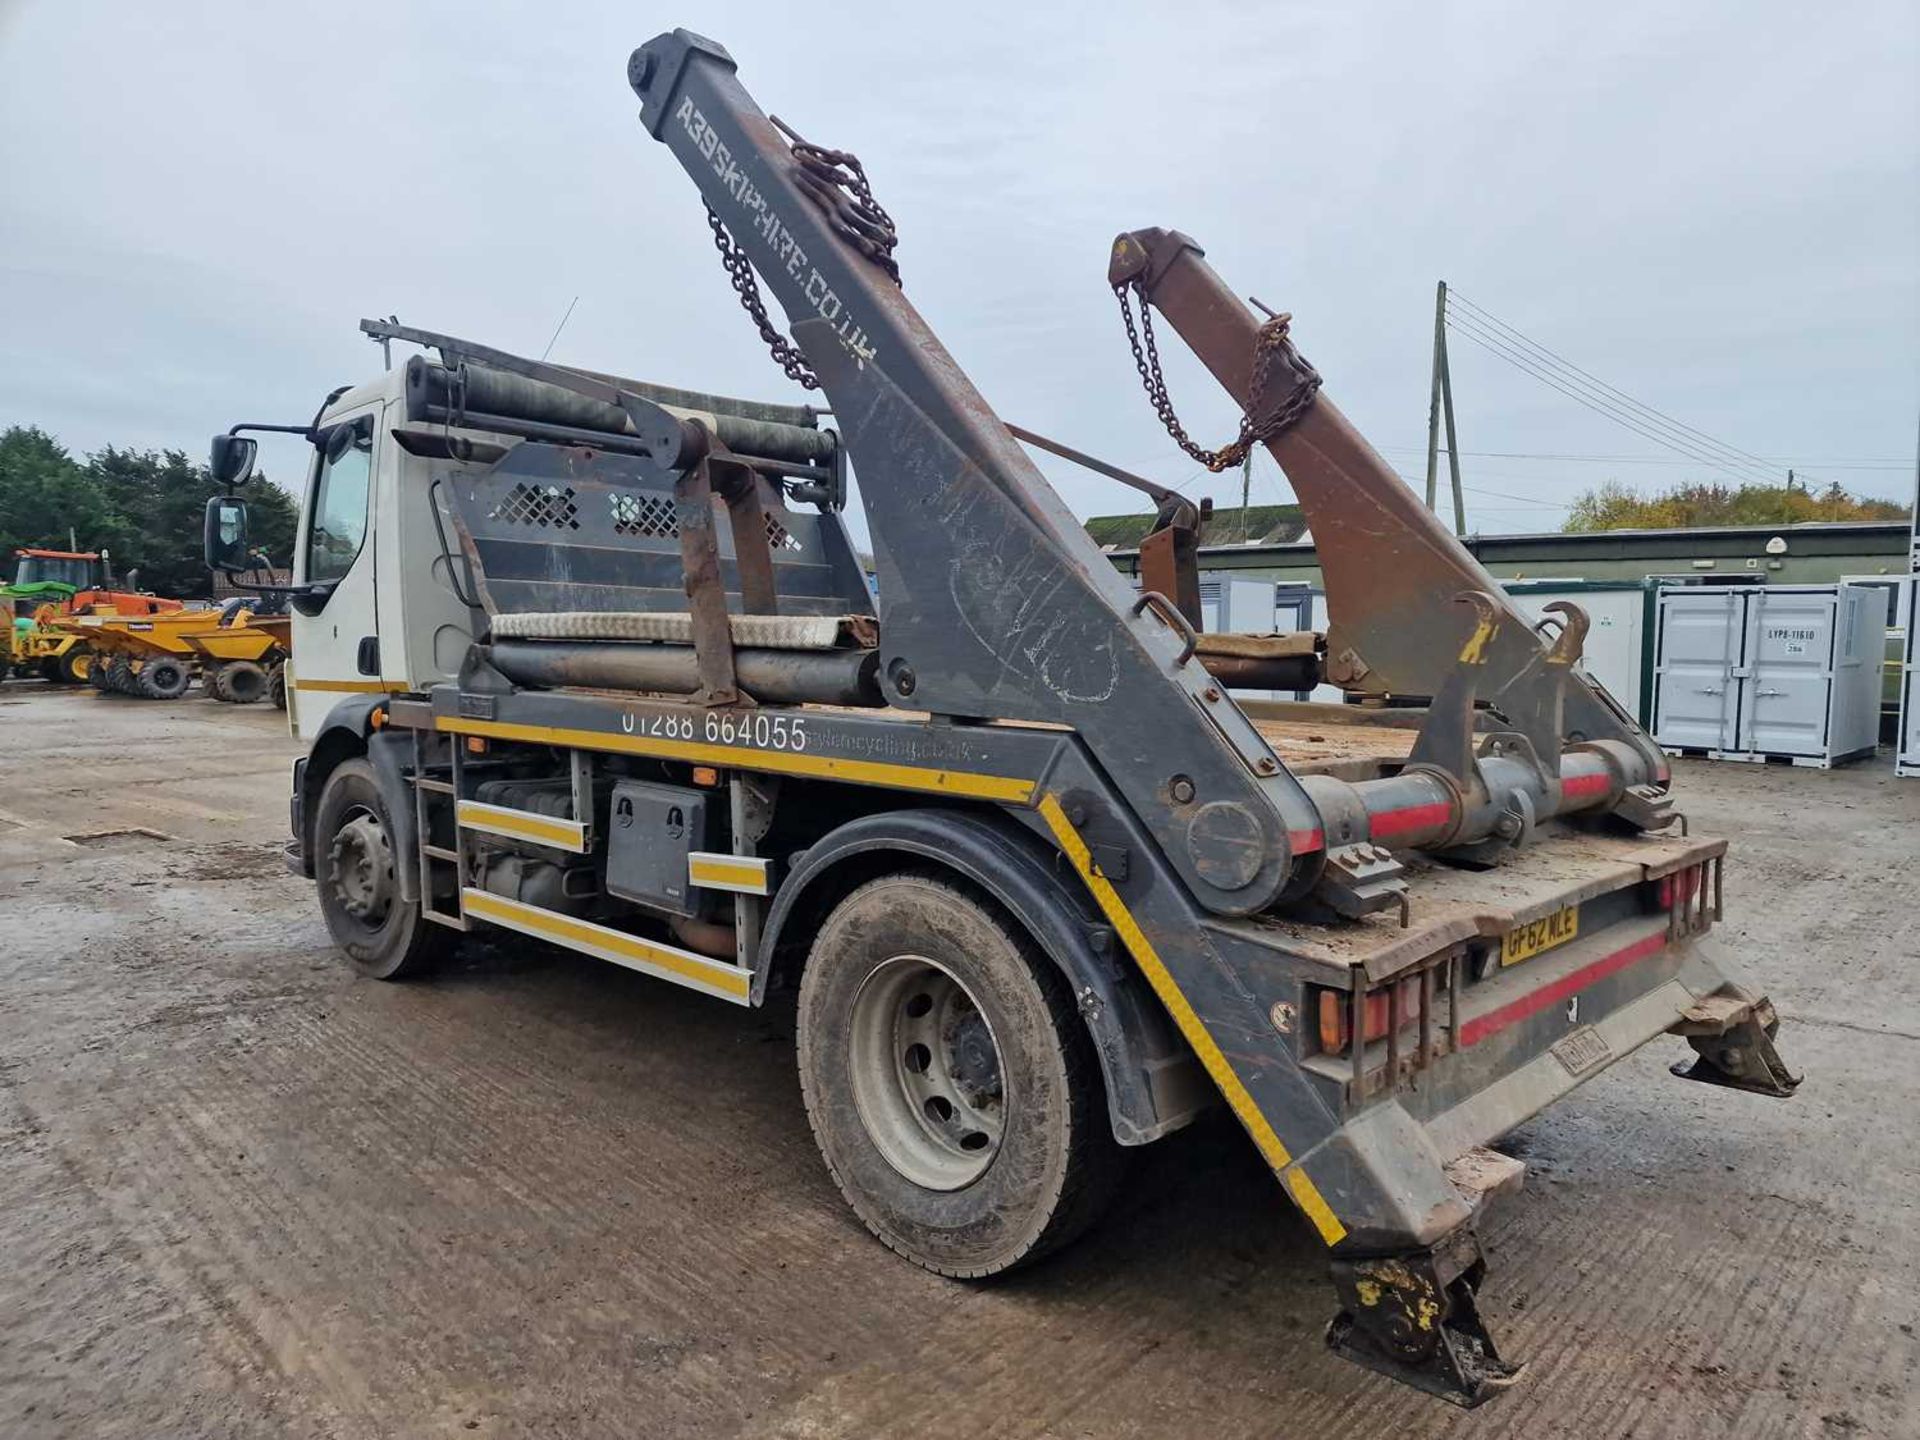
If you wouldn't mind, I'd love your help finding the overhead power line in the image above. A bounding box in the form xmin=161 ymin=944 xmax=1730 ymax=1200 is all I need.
xmin=1442 ymin=290 xmax=1817 ymax=490
xmin=1441 ymin=310 xmax=1783 ymax=487
xmin=1374 ymin=446 xmax=1909 ymax=471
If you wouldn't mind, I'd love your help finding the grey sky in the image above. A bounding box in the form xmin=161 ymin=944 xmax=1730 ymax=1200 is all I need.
xmin=2 ymin=0 xmax=1915 ymax=536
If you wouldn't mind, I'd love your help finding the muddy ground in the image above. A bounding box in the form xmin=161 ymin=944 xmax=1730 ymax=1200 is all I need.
xmin=1 ymin=685 xmax=1915 ymax=1439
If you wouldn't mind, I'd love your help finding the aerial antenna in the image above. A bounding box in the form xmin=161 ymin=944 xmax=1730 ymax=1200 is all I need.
xmin=540 ymin=295 xmax=581 ymax=361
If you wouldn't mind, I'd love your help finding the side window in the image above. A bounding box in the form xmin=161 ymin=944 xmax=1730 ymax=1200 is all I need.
xmin=305 ymin=417 xmax=374 ymax=584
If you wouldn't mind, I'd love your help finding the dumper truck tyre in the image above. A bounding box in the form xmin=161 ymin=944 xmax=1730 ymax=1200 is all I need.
xmin=222 ymin=660 xmax=268 ymax=705
xmin=268 ymin=664 xmax=287 ymax=710
xmin=797 ymin=872 xmax=1121 ymax=1279
xmin=314 ymin=758 xmax=450 ymax=981
xmin=138 ymin=658 xmax=192 ymax=700
xmin=202 ymin=662 xmax=227 ymax=699
xmin=105 ymin=654 xmax=135 ymax=693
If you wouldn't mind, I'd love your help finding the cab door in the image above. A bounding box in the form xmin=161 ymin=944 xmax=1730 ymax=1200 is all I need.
xmin=288 ymin=406 xmax=384 ymax=740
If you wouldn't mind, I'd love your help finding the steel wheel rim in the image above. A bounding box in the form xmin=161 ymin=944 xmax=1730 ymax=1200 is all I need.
xmin=848 ymin=954 xmax=1006 ymax=1190
xmin=327 ymin=805 xmax=395 ymax=928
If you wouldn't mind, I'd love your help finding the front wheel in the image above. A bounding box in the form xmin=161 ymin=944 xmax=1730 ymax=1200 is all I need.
xmin=796 ymin=872 xmax=1121 ymax=1279
xmin=137 ymin=657 xmax=192 ymax=699
xmin=313 ymin=758 xmax=450 ymax=980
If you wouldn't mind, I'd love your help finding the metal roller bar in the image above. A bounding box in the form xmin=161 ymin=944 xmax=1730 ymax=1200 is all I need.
xmin=486 ymin=639 xmax=882 ymax=707
xmin=406 ymin=356 xmax=838 ymax=468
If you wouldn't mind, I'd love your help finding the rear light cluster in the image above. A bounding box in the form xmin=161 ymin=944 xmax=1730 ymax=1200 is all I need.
xmin=1317 ymin=975 xmax=1423 ymax=1056
xmin=1655 ymin=858 xmax=1722 ymax=941
xmin=1656 ymin=866 xmax=1702 ymax=908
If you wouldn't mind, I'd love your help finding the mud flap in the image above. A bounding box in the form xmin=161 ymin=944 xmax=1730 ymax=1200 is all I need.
xmin=1668 ymin=994 xmax=1801 ymax=1098
xmin=1325 ymin=1229 xmax=1523 ymax=1407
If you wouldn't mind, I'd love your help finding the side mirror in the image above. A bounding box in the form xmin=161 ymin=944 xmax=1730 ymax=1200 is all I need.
xmin=204 ymin=495 xmax=252 ymax=572
xmin=210 ymin=433 xmax=258 ymax=487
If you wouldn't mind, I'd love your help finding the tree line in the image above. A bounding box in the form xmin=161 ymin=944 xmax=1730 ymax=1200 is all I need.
xmin=0 ymin=425 xmax=299 ymax=599
xmin=1565 ymin=478 xmax=1907 ymax=532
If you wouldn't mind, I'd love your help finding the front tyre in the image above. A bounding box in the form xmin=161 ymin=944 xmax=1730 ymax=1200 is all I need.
xmin=313 ymin=758 xmax=450 ymax=980
xmin=797 ymin=872 xmax=1120 ymax=1278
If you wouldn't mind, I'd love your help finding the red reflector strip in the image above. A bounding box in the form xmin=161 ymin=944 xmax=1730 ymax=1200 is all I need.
xmin=1370 ymin=802 xmax=1453 ymax=839
xmin=1289 ymin=828 xmax=1325 ymax=853
xmin=1561 ymin=771 xmax=1612 ymax=800
xmin=1458 ymin=930 xmax=1667 ymax=1047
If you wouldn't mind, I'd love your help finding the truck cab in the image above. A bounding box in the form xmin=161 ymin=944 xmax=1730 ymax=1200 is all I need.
xmin=245 ymin=369 xmax=474 ymax=740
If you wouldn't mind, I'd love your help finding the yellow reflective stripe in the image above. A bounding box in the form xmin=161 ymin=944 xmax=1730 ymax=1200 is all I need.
xmin=456 ymin=800 xmax=587 ymax=853
xmin=1036 ymin=793 xmax=1346 ymax=1246
xmin=436 ymin=716 xmax=1034 ymax=803
xmin=688 ymin=853 xmax=769 ymax=895
xmin=296 ymin=679 xmax=397 ymax=693
xmin=461 ymin=889 xmax=750 ymax=1002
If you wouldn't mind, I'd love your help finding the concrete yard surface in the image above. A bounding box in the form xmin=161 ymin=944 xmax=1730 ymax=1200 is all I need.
xmin=1 ymin=685 xmax=1916 ymax=1438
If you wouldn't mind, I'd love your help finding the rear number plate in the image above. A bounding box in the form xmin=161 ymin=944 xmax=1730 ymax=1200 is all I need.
xmin=1501 ymin=904 xmax=1579 ymax=966
xmin=1551 ymin=1026 xmax=1612 ymax=1076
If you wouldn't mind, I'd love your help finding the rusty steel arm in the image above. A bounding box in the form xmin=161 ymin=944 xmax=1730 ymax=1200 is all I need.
xmin=1105 ymin=229 xmax=1667 ymax=784
xmin=630 ymin=33 xmax=1331 ymax=914
xmin=1007 ymin=422 xmax=1210 ymax=626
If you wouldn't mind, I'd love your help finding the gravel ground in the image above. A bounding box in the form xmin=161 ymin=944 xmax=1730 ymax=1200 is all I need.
xmin=1 ymin=684 xmax=1915 ymax=1439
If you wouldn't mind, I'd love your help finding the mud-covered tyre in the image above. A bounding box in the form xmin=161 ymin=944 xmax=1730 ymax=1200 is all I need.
xmin=105 ymin=654 xmax=135 ymax=693
xmin=88 ymin=655 xmax=111 ymax=690
xmin=796 ymin=871 xmax=1121 ymax=1279
xmin=268 ymin=663 xmax=287 ymax=710
xmin=201 ymin=663 xmax=226 ymax=699
xmin=313 ymin=758 xmax=450 ymax=981
xmin=222 ymin=659 xmax=268 ymax=705
xmin=137 ymin=657 xmax=192 ymax=699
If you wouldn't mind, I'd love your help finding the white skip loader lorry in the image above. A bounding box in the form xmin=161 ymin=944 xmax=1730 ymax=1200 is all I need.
xmin=201 ymin=28 xmax=1799 ymax=1406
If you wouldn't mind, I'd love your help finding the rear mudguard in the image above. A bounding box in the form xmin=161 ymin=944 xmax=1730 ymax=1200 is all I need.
xmin=760 ymin=807 xmax=1211 ymax=1147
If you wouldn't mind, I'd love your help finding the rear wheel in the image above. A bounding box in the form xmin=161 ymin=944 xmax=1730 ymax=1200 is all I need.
xmin=137 ymin=657 xmax=192 ymax=699
xmin=201 ymin=662 xmax=226 ymax=698
xmin=796 ymin=872 xmax=1121 ymax=1278
xmin=313 ymin=758 xmax=450 ymax=980
xmin=104 ymin=654 xmax=135 ymax=693
xmin=268 ymin=663 xmax=287 ymax=710
xmin=223 ymin=659 xmax=268 ymax=705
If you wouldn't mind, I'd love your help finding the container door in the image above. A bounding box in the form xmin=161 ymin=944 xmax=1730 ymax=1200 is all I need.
xmin=1653 ymin=589 xmax=1743 ymax=751
xmin=1900 ymin=578 xmax=1920 ymax=775
xmin=1739 ymin=589 xmax=1837 ymax=757
xmin=288 ymin=405 xmax=384 ymax=742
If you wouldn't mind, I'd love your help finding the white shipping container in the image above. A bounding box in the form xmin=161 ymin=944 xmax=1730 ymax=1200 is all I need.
xmin=1652 ymin=583 xmax=1882 ymax=767
xmin=1501 ymin=580 xmax=1653 ymax=727
xmin=1897 ymin=575 xmax=1919 ymax=778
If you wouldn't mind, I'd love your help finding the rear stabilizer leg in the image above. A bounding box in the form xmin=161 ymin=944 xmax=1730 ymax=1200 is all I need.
xmin=1325 ymin=1228 xmax=1523 ymax=1407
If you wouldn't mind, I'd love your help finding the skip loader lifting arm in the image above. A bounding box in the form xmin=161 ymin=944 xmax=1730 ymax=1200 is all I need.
xmin=609 ymin=30 xmax=1805 ymax=1406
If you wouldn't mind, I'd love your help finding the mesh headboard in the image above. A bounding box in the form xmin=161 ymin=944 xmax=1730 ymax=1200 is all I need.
xmin=437 ymin=442 xmax=873 ymax=619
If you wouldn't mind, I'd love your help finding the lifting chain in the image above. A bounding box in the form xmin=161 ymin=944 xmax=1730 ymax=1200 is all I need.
xmin=705 ymin=203 xmax=821 ymax=390
xmin=1113 ymin=278 xmax=1323 ymax=473
xmin=703 ymin=117 xmax=902 ymax=392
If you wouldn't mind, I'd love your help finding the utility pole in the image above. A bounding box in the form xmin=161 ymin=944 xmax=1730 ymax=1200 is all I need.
xmin=1424 ymin=281 xmax=1467 ymax=536
xmin=1240 ymin=451 xmax=1253 ymax=543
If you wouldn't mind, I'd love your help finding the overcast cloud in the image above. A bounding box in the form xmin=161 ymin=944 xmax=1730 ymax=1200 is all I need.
xmin=2 ymin=0 xmax=1915 ymax=536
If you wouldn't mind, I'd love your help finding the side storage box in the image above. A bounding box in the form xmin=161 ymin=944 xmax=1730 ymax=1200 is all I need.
xmin=606 ymin=780 xmax=718 ymax=917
